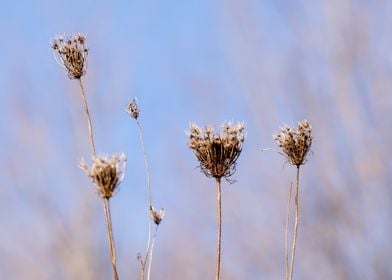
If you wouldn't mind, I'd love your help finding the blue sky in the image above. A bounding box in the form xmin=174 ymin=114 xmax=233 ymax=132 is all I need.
xmin=1 ymin=0 xmax=392 ymax=279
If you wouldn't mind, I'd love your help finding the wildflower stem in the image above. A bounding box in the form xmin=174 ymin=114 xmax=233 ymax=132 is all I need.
xmin=102 ymin=198 xmax=119 ymax=280
xmin=285 ymin=182 xmax=293 ymax=280
xmin=289 ymin=167 xmax=300 ymax=280
xmin=216 ymin=177 xmax=222 ymax=280
xmin=78 ymin=78 xmax=96 ymax=157
xmin=136 ymin=119 xmax=152 ymax=206
xmin=139 ymin=262 xmax=145 ymax=280
xmin=135 ymin=118 xmax=153 ymax=280
xmin=147 ymin=225 xmax=159 ymax=280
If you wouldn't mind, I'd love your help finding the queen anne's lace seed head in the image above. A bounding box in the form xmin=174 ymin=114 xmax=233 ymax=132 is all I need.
xmin=51 ymin=33 xmax=88 ymax=79
xmin=188 ymin=122 xmax=245 ymax=180
xmin=80 ymin=154 xmax=127 ymax=199
xmin=273 ymin=120 xmax=312 ymax=167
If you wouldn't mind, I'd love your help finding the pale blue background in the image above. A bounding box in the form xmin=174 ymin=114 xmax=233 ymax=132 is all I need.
xmin=1 ymin=0 xmax=392 ymax=279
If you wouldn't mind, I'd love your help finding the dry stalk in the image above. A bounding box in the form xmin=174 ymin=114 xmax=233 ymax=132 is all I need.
xmin=285 ymin=182 xmax=293 ymax=280
xmin=273 ymin=120 xmax=312 ymax=280
xmin=78 ymin=78 xmax=96 ymax=156
xmin=126 ymin=99 xmax=164 ymax=280
xmin=289 ymin=167 xmax=300 ymax=280
xmin=52 ymin=33 xmax=124 ymax=280
xmin=187 ymin=122 xmax=245 ymax=280
xmin=103 ymin=198 xmax=119 ymax=280
xmin=216 ymin=178 xmax=222 ymax=280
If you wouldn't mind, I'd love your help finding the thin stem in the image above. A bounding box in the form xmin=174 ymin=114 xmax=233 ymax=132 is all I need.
xmin=140 ymin=219 xmax=152 ymax=280
xmin=216 ymin=178 xmax=222 ymax=280
xmin=135 ymin=119 xmax=153 ymax=280
xmin=102 ymin=198 xmax=119 ymax=280
xmin=285 ymin=182 xmax=293 ymax=280
xmin=139 ymin=263 xmax=145 ymax=280
xmin=289 ymin=167 xmax=300 ymax=280
xmin=147 ymin=226 xmax=159 ymax=280
xmin=136 ymin=120 xmax=152 ymax=207
xmin=78 ymin=78 xmax=96 ymax=157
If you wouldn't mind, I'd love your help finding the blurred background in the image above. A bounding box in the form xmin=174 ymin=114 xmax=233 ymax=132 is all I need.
xmin=1 ymin=0 xmax=392 ymax=279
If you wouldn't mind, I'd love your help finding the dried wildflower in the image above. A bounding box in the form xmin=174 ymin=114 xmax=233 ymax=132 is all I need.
xmin=51 ymin=33 xmax=88 ymax=79
xmin=80 ymin=154 xmax=127 ymax=199
xmin=149 ymin=206 xmax=165 ymax=225
xmin=126 ymin=98 xmax=140 ymax=119
xmin=274 ymin=120 xmax=312 ymax=167
xmin=188 ymin=122 xmax=245 ymax=180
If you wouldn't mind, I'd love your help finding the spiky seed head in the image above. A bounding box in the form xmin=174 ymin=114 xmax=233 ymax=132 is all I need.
xmin=273 ymin=120 xmax=312 ymax=167
xmin=80 ymin=153 xmax=127 ymax=199
xmin=51 ymin=33 xmax=88 ymax=79
xmin=187 ymin=122 xmax=245 ymax=180
xmin=149 ymin=206 xmax=165 ymax=225
xmin=126 ymin=98 xmax=139 ymax=119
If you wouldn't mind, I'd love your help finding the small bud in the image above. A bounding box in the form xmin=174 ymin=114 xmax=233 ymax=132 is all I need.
xmin=149 ymin=206 xmax=165 ymax=225
xmin=126 ymin=98 xmax=140 ymax=120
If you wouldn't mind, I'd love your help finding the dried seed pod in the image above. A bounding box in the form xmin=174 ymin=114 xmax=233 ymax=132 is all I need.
xmin=80 ymin=153 xmax=127 ymax=199
xmin=126 ymin=98 xmax=140 ymax=120
xmin=273 ymin=120 xmax=312 ymax=167
xmin=188 ymin=122 xmax=245 ymax=180
xmin=149 ymin=206 xmax=165 ymax=225
xmin=51 ymin=33 xmax=88 ymax=79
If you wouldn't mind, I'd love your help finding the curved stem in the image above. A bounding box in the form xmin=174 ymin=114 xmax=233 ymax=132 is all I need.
xmin=78 ymin=78 xmax=96 ymax=157
xmin=135 ymin=119 xmax=153 ymax=279
xmin=285 ymin=182 xmax=293 ymax=280
xmin=289 ymin=167 xmax=300 ymax=280
xmin=136 ymin=119 xmax=152 ymax=207
xmin=102 ymin=198 xmax=119 ymax=280
xmin=216 ymin=178 xmax=222 ymax=280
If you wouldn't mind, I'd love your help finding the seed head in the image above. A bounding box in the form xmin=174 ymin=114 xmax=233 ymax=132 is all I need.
xmin=149 ymin=206 xmax=165 ymax=225
xmin=126 ymin=98 xmax=139 ymax=120
xmin=188 ymin=122 xmax=245 ymax=180
xmin=80 ymin=153 xmax=127 ymax=199
xmin=51 ymin=33 xmax=88 ymax=79
xmin=273 ymin=120 xmax=312 ymax=167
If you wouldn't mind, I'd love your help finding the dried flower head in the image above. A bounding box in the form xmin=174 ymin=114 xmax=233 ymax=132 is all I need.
xmin=51 ymin=33 xmax=88 ymax=79
xmin=126 ymin=98 xmax=139 ymax=119
xmin=80 ymin=153 xmax=127 ymax=199
xmin=149 ymin=206 xmax=165 ymax=225
xmin=274 ymin=120 xmax=312 ymax=167
xmin=188 ymin=122 xmax=245 ymax=180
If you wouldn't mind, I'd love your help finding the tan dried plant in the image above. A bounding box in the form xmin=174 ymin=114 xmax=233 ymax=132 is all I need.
xmin=51 ymin=33 xmax=88 ymax=80
xmin=51 ymin=33 xmax=124 ymax=280
xmin=273 ymin=120 xmax=312 ymax=280
xmin=51 ymin=33 xmax=96 ymax=156
xmin=80 ymin=154 xmax=127 ymax=199
xmin=187 ymin=122 xmax=245 ymax=280
xmin=126 ymin=98 xmax=165 ymax=280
